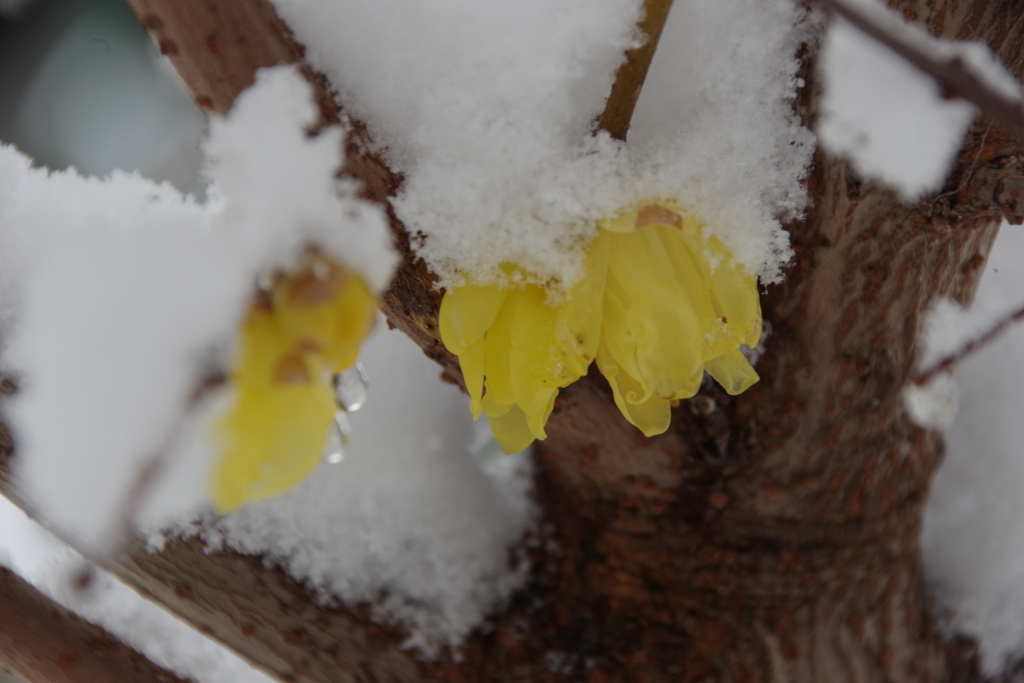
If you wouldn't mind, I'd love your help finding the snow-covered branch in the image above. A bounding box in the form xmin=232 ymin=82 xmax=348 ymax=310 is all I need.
xmin=913 ymin=300 xmax=1024 ymax=386
xmin=816 ymin=0 xmax=1024 ymax=138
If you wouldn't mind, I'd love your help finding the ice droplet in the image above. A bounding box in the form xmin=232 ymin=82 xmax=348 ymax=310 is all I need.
xmin=323 ymin=411 xmax=352 ymax=464
xmin=333 ymin=362 xmax=369 ymax=413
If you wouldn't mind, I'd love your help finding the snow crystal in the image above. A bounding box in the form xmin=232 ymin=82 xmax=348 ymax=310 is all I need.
xmin=272 ymin=0 xmax=815 ymax=290
xmin=1 ymin=65 xmax=395 ymax=551
xmin=817 ymin=0 xmax=1021 ymax=200
xmin=0 ymin=496 xmax=275 ymax=683
xmin=922 ymin=223 xmax=1024 ymax=674
xmin=160 ymin=326 xmax=536 ymax=655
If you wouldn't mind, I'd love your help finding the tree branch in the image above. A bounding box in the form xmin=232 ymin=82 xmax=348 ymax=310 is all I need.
xmin=592 ymin=0 xmax=675 ymax=140
xmin=912 ymin=299 xmax=1024 ymax=385
xmin=813 ymin=0 xmax=1024 ymax=138
xmin=0 ymin=566 xmax=193 ymax=683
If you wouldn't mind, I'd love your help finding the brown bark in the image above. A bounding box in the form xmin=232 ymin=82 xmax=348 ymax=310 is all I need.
xmin=4 ymin=1 xmax=1024 ymax=682
xmin=0 ymin=565 xmax=192 ymax=683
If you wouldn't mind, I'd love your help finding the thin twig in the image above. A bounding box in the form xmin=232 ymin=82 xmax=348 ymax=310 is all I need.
xmin=814 ymin=0 xmax=1024 ymax=139
xmin=103 ymin=371 xmax=225 ymax=553
xmin=912 ymin=300 xmax=1024 ymax=385
xmin=593 ymin=0 xmax=675 ymax=141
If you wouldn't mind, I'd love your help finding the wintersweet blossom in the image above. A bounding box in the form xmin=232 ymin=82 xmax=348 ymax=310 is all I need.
xmin=211 ymin=256 xmax=376 ymax=512
xmin=439 ymin=200 xmax=762 ymax=454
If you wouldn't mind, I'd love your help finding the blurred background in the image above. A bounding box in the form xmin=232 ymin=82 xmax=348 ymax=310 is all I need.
xmin=0 ymin=0 xmax=205 ymax=192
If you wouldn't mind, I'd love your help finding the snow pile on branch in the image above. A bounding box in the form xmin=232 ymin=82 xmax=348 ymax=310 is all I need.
xmin=921 ymin=224 xmax=1024 ymax=674
xmin=272 ymin=0 xmax=816 ymax=290
xmin=817 ymin=0 xmax=1021 ymax=199
xmin=1 ymin=65 xmax=395 ymax=551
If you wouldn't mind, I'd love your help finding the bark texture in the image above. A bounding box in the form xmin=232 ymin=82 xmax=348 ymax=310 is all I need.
xmin=0 ymin=566 xmax=192 ymax=683
xmin=4 ymin=1 xmax=1024 ymax=682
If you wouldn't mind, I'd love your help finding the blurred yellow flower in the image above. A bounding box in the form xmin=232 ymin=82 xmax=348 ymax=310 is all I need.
xmin=211 ymin=256 xmax=376 ymax=513
xmin=439 ymin=200 xmax=761 ymax=454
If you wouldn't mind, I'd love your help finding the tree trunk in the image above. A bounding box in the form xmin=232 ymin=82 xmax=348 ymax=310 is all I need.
xmin=5 ymin=0 xmax=1024 ymax=681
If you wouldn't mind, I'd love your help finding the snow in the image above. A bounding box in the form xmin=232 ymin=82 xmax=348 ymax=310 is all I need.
xmin=817 ymin=0 xmax=1021 ymax=200
xmin=272 ymin=0 xmax=816 ymax=291
xmin=921 ymin=223 xmax=1024 ymax=674
xmin=903 ymin=374 xmax=958 ymax=431
xmin=1 ymin=65 xmax=395 ymax=552
xmin=0 ymin=496 xmax=276 ymax=683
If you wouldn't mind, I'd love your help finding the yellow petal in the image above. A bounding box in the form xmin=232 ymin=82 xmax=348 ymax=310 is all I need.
xmin=482 ymin=289 xmax=518 ymax=408
xmin=233 ymin=307 xmax=294 ymax=389
xmin=439 ymin=281 xmax=508 ymax=354
xmin=487 ymin=404 xmax=536 ymax=454
xmin=459 ymin=336 xmax=487 ymax=417
xmin=508 ymin=284 xmax=571 ymax=438
xmin=704 ymin=349 xmax=760 ymax=395
xmin=324 ymin=273 xmax=377 ymax=372
xmin=657 ymin=224 xmax=735 ymax=361
xmin=480 ymin=393 xmax=514 ymax=417
xmin=211 ymin=381 xmax=336 ymax=513
xmin=680 ymin=231 xmax=762 ymax=348
xmin=605 ymin=228 xmax=704 ymax=400
xmin=597 ymin=340 xmax=671 ymax=436
xmin=272 ymin=261 xmax=377 ymax=373
xmin=557 ymin=233 xmax=608 ymax=376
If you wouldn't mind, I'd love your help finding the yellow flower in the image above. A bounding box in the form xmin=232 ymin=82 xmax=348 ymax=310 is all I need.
xmin=211 ymin=256 xmax=376 ymax=513
xmin=439 ymin=200 xmax=761 ymax=454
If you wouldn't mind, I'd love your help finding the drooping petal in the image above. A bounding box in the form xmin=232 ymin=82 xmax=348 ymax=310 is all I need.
xmin=488 ymin=404 xmax=536 ymax=454
xmin=557 ymin=233 xmax=609 ymax=377
xmin=439 ymin=281 xmax=509 ymax=354
xmin=657 ymin=223 xmax=736 ymax=361
xmin=679 ymin=230 xmax=762 ymax=348
xmin=605 ymin=227 xmax=705 ymax=401
xmin=704 ymin=348 xmax=760 ymax=396
xmin=483 ymin=290 xmax=518 ymax=407
xmin=509 ymin=284 xmax=574 ymax=438
xmin=597 ymin=339 xmax=671 ymax=436
xmin=212 ymin=303 xmax=336 ymax=512
xmin=599 ymin=268 xmax=648 ymax=402
xmin=212 ymin=381 xmax=336 ymax=512
xmin=323 ymin=272 xmax=377 ymax=372
xmin=459 ymin=336 xmax=487 ymax=417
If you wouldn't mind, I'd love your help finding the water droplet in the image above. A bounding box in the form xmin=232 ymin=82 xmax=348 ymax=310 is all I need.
xmin=323 ymin=411 xmax=352 ymax=464
xmin=333 ymin=362 xmax=369 ymax=412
